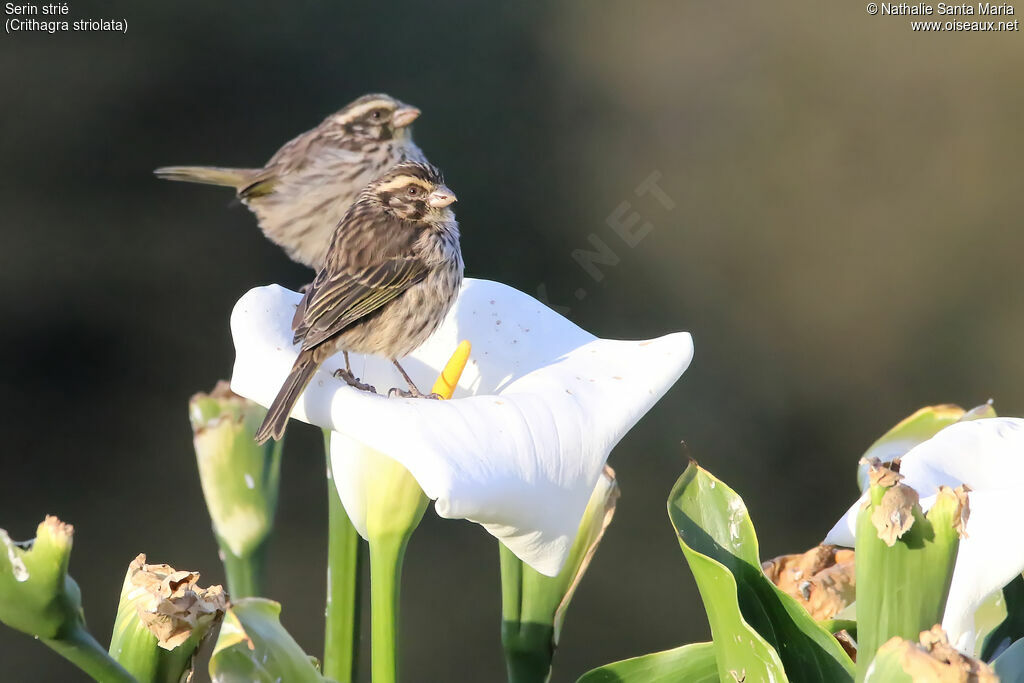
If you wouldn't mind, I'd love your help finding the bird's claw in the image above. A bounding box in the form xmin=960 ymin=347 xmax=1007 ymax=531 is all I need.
xmin=333 ymin=368 xmax=377 ymax=393
xmin=387 ymin=388 xmax=442 ymax=400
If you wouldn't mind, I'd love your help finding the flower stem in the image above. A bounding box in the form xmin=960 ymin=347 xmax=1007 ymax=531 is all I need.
xmin=191 ymin=383 xmax=283 ymax=601
xmin=44 ymin=625 xmax=135 ymax=683
xmin=502 ymin=629 xmax=554 ymax=683
xmin=219 ymin=538 xmax=267 ymax=599
xmin=499 ymin=544 xmax=554 ymax=683
xmin=369 ymin=534 xmax=407 ymax=683
xmin=324 ymin=430 xmax=364 ymax=683
xmin=500 ymin=541 xmax=524 ymax=624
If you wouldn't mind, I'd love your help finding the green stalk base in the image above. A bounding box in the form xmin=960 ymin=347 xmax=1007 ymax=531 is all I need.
xmin=324 ymin=429 xmax=364 ymax=683
xmin=502 ymin=632 xmax=555 ymax=683
xmin=369 ymin=536 xmax=407 ymax=683
xmin=219 ymin=537 xmax=268 ymax=599
xmin=499 ymin=544 xmax=554 ymax=683
xmin=45 ymin=626 xmax=135 ymax=683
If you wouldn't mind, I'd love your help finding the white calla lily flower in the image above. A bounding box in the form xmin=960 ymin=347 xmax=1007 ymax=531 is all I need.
xmin=825 ymin=417 xmax=1024 ymax=652
xmin=230 ymin=278 xmax=693 ymax=576
xmin=332 ymin=434 xmax=426 ymax=541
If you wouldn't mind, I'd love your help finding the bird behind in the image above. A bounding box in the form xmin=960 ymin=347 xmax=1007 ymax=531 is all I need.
xmin=254 ymin=161 xmax=463 ymax=444
xmin=151 ymin=166 xmax=257 ymax=188
xmin=155 ymin=93 xmax=427 ymax=269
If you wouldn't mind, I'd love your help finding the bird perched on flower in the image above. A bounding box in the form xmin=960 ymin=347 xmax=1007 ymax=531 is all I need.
xmin=254 ymin=161 xmax=463 ymax=444
xmin=154 ymin=93 xmax=427 ymax=269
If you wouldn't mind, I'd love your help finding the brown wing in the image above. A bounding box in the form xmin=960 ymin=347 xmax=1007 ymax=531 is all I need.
xmin=294 ymin=255 xmax=427 ymax=350
xmin=238 ymin=126 xmax=327 ymax=199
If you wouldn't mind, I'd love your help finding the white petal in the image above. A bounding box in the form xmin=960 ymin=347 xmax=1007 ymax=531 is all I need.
xmin=230 ymin=281 xmax=694 ymax=575
xmin=826 ymin=418 xmax=1024 ymax=546
xmin=330 ymin=432 xmax=373 ymax=539
xmin=941 ymin=489 xmax=1024 ymax=652
xmin=230 ymin=280 xmax=597 ymax=410
xmin=822 ymin=500 xmax=859 ymax=548
xmin=824 ymin=417 xmax=1024 ymax=653
xmin=330 ymin=432 xmax=429 ymax=542
xmin=897 ymin=418 xmax=1024 ymax=493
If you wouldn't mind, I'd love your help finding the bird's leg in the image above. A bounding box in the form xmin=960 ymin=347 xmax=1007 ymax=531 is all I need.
xmin=388 ymin=359 xmax=441 ymax=399
xmin=333 ymin=351 xmax=377 ymax=393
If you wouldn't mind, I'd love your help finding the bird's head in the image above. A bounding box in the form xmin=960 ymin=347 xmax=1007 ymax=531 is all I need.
xmin=329 ymin=93 xmax=421 ymax=144
xmin=368 ymin=161 xmax=457 ymax=224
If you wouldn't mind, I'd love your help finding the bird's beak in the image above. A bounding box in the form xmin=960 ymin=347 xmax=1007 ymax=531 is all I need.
xmin=392 ymin=106 xmax=421 ymax=128
xmin=427 ymin=186 xmax=457 ymax=208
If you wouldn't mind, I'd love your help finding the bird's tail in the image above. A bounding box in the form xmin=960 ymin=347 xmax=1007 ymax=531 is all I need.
xmin=153 ymin=165 xmax=257 ymax=189
xmin=254 ymin=351 xmax=320 ymax=444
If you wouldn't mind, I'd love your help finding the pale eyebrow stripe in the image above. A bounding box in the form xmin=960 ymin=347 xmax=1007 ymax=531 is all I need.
xmin=375 ymin=176 xmax=433 ymax=193
xmin=334 ymin=100 xmax=394 ymax=124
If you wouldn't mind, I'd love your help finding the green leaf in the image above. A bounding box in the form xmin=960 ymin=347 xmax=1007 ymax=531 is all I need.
xmin=856 ymin=402 xmax=996 ymax=491
xmin=961 ymin=401 xmax=999 ymax=422
xmin=668 ymin=462 xmax=855 ymax=682
xmin=993 ymin=638 xmax=1024 ymax=682
xmin=855 ymin=469 xmax=964 ymax=680
xmin=973 ymin=582 xmax=1010 ymax=657
xmin=209 ymin=598 xmax=324 ymax=683
xmin=857 ymin=405 xmax=962 ymax=492
xmin=819 ymin=619 xmax=857 ymax=639
xmin=576 ymin=642 xmax=718 ymax=683
xmin=982 ymin=573 xmax=1024 ymax=661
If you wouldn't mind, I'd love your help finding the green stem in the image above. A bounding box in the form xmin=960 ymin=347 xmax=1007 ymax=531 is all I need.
xmin=499 ymin=543 xmax=523 ymax=625
xmin=110 ymin=629 xmax=199 ymax=683
xmin=499 ymin=544 xmax=553 ymax=683
xmin=502 ymin=635 xmax=554 ymax=683
xmin=44 ymin=625 xmax=135 ymax=683
xmin=369 ymin=535 xmax=407 ymax=683
xmin=323 ymin=430 xmax=364 ymax=683
xmin=219 ymin=537 xmax=267 ymax=599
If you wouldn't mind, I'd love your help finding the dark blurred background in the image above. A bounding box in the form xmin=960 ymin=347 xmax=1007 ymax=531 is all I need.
xmin=2 ymin=1 xmax=1022 ymax=680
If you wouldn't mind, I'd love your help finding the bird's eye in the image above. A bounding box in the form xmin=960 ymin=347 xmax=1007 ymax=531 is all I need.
xmin=407 ymin=186 xmax=420 ymax=196
xmin=371 ymin=110 xmax=383 ymax=120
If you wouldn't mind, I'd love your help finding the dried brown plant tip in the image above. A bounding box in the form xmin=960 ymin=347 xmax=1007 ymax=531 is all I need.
xmin=205 ymin=379 xmax=242 ymax=403
xmin=833 ymin=629 xmax=858 ymax=663
xmin=870 ymin=484 xmax=920 ymax=547
xmin=762 ymin=545 xmax=856 ymax=620
xmin=123 ymin=554 xmax=227 ymax=650
xmin=860 ymin=456 xmax=904 ymax=488
xmin=938 ymin=485 xmax=972 ymax=539
xmin=874 ymin=625 xmax=997 ymax=681
xmin=41 ymin=514 xmax=74 ymax=543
